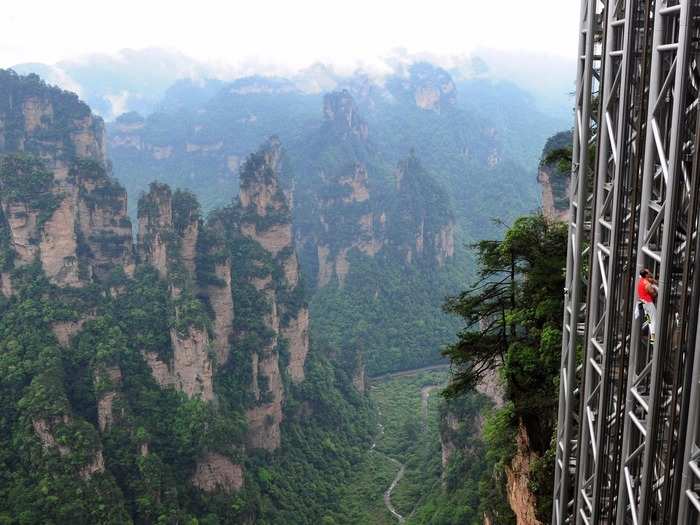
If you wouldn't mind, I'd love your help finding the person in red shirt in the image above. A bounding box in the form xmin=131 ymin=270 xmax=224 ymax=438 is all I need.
xmin=638 ymin=269 xmax=658 ymax=342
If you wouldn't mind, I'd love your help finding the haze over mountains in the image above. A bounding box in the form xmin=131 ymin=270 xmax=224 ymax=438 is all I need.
xmin=12 ymin=47 xmax=574 ymax=121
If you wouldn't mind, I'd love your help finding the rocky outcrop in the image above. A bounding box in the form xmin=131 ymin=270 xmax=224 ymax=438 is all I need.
xmin=439 ymin=371 xmax=504 ymax=480
xmin=440 ymin=412 xmax=461 ymax=471
xmin=192 ymin=453 xmax=244 ymax=493
xmin=140 ymin=328 xmax=214 ymax=402
xmin=351 ymin=351 xmax=366 ymax=394
xmin=476 ymin=368 xmax=504 ymax=409
xmin=389 ymin=63 xmax=457 ymax=113
xmin=138 ymin=183 xmax=173 ymax=279
xmin=95 ymin=366 xmax=123 ymax=432
xmin=306 ymin=96 xmax=389 ymax=286
xmin=392 ymin=154 xmax=455 ymax=268
xmin=246 ymin=350 xmax=284 ymax=451
xmin=1 ymin=73 xmax=323 ymax=503
xmin=0 ymin=272 xmax=12 ymax=297
xmin=323 ymin=90 xmax=369 ymax=141
xmin=207 ymin=259 xmax=234 ymax=365
xmin=538 ymin=164 xmax=569 ymax=221
xmin=170 ymin=327 xmax=214 ymax=401
xmin=33 ymin=416 xmax=71 ymax=457
xmin=137 ymin=183 xmax=216 ymax=400
xmin=283 ymin=307 xmax=310 ymax=384
xmin=237 ymin=138 xmax=310 ymax=448
xmin=142 ymin=351 xmax=173 ymax=388
xmin=538 ymin=130 xmax=572 ymax=221
xmin=506 ymin=423 xmax=542 ymax=525
xmin=33 ymin=415 xmax=106 ymax=480
xmin=0 ymin=71 xmax=134 ymax=286
xmin=51 ymin=319 xmax=87 ymax=347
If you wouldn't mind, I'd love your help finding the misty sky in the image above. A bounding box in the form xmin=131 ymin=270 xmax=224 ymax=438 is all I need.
xmin=1 ymin=0 xmax=579 ymax=69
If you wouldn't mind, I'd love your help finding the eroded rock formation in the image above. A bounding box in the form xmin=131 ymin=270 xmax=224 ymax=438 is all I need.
xmin=0 ymin=78 xmax=134 ymax=287
xmin=506 ymin=423 xmax=543 ymax=525
xmin=0 ymin=71 xmax=317 ymax=504
xmin=392 ymin=154 xmax=455 ymax=267
xmin=238 ymin=138 xmax=310 ymax=447
xmin=192 ymin=453 xmax=244 ymax=493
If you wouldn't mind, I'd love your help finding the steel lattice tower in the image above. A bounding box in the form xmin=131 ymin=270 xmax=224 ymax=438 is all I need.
xmin=553 ymin=0 xmax=700 ymax=523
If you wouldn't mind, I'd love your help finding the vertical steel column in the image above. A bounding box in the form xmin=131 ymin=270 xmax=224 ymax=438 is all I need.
xmin=575 ymin=0 xmax=652 ymax=522
xmin=678 ymin=310 xmax=700 ymax=523
xmin=615 ymin=1 xmax=696 ymax=523
xmin=553 ymin=1 xmax=605 ymax=523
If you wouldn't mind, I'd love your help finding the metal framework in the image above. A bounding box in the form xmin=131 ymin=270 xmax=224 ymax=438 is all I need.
xmin=554 ymin=0 xmax=700 ymax=523
xmin=553 ymin=1 xmax=606 ymax=522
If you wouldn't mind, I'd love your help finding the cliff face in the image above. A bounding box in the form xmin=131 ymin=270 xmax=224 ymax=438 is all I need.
xmin=323 ymin=89 xmax=369 ymax=141
xmin=0 ymin=72 xmax=316 ymax=511
xmin=391 ymin=154 xmax=455 ymax=267
xmin=297 ymin=91 xmax=455 ymax=289
xmin=387 ymin=62 xmax=457 ymax=113
xmin=308 ymin=91 xmax=385 ymax=287
xmin=0 ymin=70 xmax=134 ymax=291
xmin=237 ymin=138 xmax=309 ymax=449
xmin=133 ymin=138 xmax=310 ymax=453
xmin=506 ymin=424 xmax=543 ymax=525
xmin=538 ymin=130 xmax=572 ymax=221
xmin=440 ymin=370 xmax=503 ymax=475
xmin=538 ymin=164 xmax=569 ymax=221
xmin=137 ymin=183 xmax=215 ymax=401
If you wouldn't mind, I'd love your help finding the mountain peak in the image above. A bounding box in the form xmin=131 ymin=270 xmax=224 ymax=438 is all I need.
xmin=322 ymin=89 xmax=368 ymax=141
xmin=390 ymin=62 xmax=457 ymax=112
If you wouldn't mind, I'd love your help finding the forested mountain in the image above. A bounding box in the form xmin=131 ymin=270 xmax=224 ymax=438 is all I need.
xmin=0 ymin=69 xmax=375 ymax=524
xmin=105 ymin=61 xmax=564 ymax=375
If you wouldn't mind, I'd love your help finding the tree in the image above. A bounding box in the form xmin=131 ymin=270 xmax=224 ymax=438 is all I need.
xmin=442 ymin=213 xmax=567 ymax=400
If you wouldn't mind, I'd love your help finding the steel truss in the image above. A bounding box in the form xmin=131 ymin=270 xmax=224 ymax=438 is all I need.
xmin=554 ymin=0 xmax=700 ymax=523
xmin=553 ymin=1 xmax=607 ymax=523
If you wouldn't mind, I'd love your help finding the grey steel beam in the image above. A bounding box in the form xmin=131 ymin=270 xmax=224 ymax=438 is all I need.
xmin=678 ymin=301 xmax=700 ymax=523
xmin=674 ymin=40 xmax=700 ymax=522
xmin=615 ymin=1 xmax=697 ymax=523
xmin=555 ymin=0 xmax=700 ymax=522
xmin=552 ymin=1 xmax=606 ymax=523
xmin=575 ymin=0 xmax=652 ymax=523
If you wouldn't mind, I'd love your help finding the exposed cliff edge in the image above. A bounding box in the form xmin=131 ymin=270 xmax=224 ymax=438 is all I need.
xmin=386 ymin=62 xmax=458 ymax=113
xmin=235 ymin=137 xmax=309 ymax=449
xmin=505 ymin=423 xmax=543 ymax=525
xmin=538 ymin=130 xmax=572 ymax=221
xmin=0 ymin=71 xmax=314 ymax=514
xmin=0 ymin=70 xmax=134 ymax=292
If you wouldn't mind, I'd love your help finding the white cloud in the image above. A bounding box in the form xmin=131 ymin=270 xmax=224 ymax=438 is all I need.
xmin=0 ymin=0 xmax=579 ymax=71
xmin=104 ymin=91 xmax=131 ymax=120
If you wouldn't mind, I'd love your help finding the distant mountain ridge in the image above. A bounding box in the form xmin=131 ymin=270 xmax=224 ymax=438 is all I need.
xmin=11 ymin=47 xmax=574 ymax=122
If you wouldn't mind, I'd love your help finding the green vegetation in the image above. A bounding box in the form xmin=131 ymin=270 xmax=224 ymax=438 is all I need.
xmin=0 ymin=154 xmax=60 ymax=227
xmin=0 ymin=69 xmax=93 ymax=158
xmin=0 ymin=252 xmax=375 ymax=525
xmin=311 ymin=251 xmax=464 ymax=375
xmin=440 ymin=212 xmax=567 ymax=522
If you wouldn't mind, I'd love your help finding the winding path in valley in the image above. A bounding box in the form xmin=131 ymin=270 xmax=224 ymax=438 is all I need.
xmin=371 ymin=365 xmax=447 ymax=523
xmin=383 ymin=458 xmax=406 ymax=523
